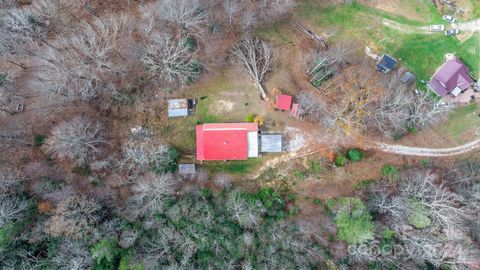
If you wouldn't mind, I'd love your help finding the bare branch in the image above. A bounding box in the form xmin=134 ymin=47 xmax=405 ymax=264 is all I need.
xmin=44 ymin=116 xmax=107 ymax=164
xmin=232 ymin=36 xmax=276 ymax=99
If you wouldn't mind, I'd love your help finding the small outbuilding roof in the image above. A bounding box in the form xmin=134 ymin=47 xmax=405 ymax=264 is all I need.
xmin=275 ymin=95 xmax=293 ymax=111
xmin=179 ymin=164 xmax=195 ymax=175
xmin=290 ymin=103 xmax=301 ymax=118
xmin=168 ymin=99 xmax=189 ymax=117
xmin=376 ymin=54 xmax=397 ymax=73
xmin=400 ymin=72 xmax=415 ymax=84
xmin=260 ymin=134 xmax=282 ymax=153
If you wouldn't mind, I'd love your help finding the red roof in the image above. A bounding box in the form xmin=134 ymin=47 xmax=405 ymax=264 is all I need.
xmin=276 ymin=95 xmax=293 ymax=111
xmin=290 ymin=103 xmax=300 ymax=118
xmin=196 ymin=123 xmax=258 ymax=161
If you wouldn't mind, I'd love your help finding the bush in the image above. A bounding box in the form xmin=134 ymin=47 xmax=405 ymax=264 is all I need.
xmin=294 ymin=170 xmax=306 ymax=179
xmin=407 ymin=199 xmax=431 ymax=229
xmin=151 ymin=147 xmax=179 ymax=174
xmin=347 ymin=148 xmax=365 ymax=161
xmin=381 ymin=164 xmax=399 ymax=179
xmin=187 ymin=61 xmax=203 ymax=84
xmin=34 ymin=135 xmax=46 ymax=148
xmin=245 ymin=113 xmax=255 ymax=122
xmin=182 ymin=36 xmax=197 ymax=52
xmin=309 ymin=159 xmax=324 ymax=174
xmin=328 ymin=197 xmax=375 ymax=244
xmin=254 ymin=115 xmax=264 ymax=126
xmin=335 ymin=154 xmax=347 ymax=166
xmin=312 ymin=198 xmax=322 ymax=205
xmin=91 ymin=238 xmax=121 ymax=269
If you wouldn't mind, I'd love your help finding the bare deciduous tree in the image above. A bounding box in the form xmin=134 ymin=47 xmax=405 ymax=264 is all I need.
xmin=367 ymin=75 xmax=450 ymax=137
xmin=1 ymin=8 xmax=49 ymax=45
xmin=119 ymin=138 xmax=176 ymax=175
xmin=46 ymin=194 xmax=103 ymax=238
xmin=296 ymin=90 xmax=334 ymax=126
xmin=223 ymin=0 xmax=240 ymax=26
xmin=305 ymin=40 xmax=356 ymax=87
xmin=0 ymin=195 xmax=30 ymax=227
xmin=232 ymin=36 xmax=276 ymax=100
xmin=50 ymin=239 xmax=93 ymax=270
xmin=140 ymin=33 xmax=201 ymax=86
xmin=157 ymin=0 xmax=207 ymax=32
xmin=35 ymin=16 xmax=131 ymax=100
xmin=227 ymin=192 xmax=265 ymax=229
xmin=125 ymin=173 xmax=176 ymax=220
xmin=44 ymin=117 xmax=107 ymax=164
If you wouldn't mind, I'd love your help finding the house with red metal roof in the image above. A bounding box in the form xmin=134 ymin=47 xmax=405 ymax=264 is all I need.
xmin=196 ymin=123 xmax=259 ymax=161
xmin=427 ymin=57 xmax=474 ymax=97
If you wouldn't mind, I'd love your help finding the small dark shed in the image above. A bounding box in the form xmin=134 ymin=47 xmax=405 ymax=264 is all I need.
xmin=376 ymin=54 xmax=397 ymax=74
xmin=400 ymin=72 xmax=415 ymax=84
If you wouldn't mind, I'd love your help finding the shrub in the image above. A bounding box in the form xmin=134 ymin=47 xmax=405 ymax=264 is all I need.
xmin=254 ymin=115 xmax=264 ymax=126
xmin=294 ymin=170 xmax=306 ymax=179
xmin=309 ymin=159 xmax=324 ymax=174
xmin=335 ymin=154 xmax=347 ymax=166
xmin=347 ymin=148 xmax=365 ymax=161
xmin=245 ymin=113 xmax=255 ymax=122
xmin=329 ymin=197 xmax=375 ymax=244
xmin=407 ymin=199 xmax=431 ymax=229
xmin=91 ymin=238 xmax=121 ymax=269
xmin=381 ymin=164 xmax=399 ymax=179
xmin=151 ymin=147 xmax=179 ymax=174
xmin=312 ymin=198 xmax=322 ymax=205
xmin=34 ymin=135 xmax=46 ymax=148
xmin=182 ymin=36 xmax=197 ymax=52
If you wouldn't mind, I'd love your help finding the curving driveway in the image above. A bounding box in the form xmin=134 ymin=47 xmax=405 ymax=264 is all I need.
xmin=372 ymin=139 xmax=480 ymax=157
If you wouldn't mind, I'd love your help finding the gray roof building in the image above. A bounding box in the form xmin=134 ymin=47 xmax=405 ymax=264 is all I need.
xmin=168 ymin=99 xmax=189 ymax=117
xmin=179 ymin=164 xmax=196 ymax=175
xmin=400 ymin=72 xmax=415 ymax=84
xmin=260 ymin=134 xmax=282 ymax=153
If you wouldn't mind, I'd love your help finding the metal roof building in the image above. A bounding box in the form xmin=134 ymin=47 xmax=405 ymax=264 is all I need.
xmin=400 ymin=72 xmax=415 ymax=84
xmin=196 ymin=123 xmax=259 ymax=161
xmin=376 ymin=54 xmax=397 ymax=74
xmin=179 ymin=164 xmax=196 ymax=175
xmin=168 ymin=99 xmax=196 ymax=117
xmin=275 ymin=94 xmax=293 ymax=111
xmin=260 ymin=134 xmax=282 ymax=153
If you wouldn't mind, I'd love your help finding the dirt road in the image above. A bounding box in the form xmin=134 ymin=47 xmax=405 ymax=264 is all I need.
xmin=382 ymin=19 xmax=432 ymax=34
xmin=383 ymin=18 xmax=480 ymax=34
xmin=457 ymin=19 xmax=480 ymax=32
xmin=250 ymin=139 xmax=480 ymax=178
xmin=371 ymin=139 xmax=480 ymax=157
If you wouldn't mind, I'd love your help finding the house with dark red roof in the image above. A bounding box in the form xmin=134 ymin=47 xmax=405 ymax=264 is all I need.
xmin=196 ymin=123 xmax=259 ymax=161
xmin=427 ymin=57 xmax=474 ymax=97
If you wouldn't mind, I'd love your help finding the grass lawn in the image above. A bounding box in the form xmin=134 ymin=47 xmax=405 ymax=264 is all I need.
xmin=295 ymin=1 xmax=480 ymax=81
xmin=206 ymin=158 xmax=264 ymax=174
xmin=471 ymin=0 xmax=480 ymax=18
xmin=440 ymin=102 xmax=480 ymax=142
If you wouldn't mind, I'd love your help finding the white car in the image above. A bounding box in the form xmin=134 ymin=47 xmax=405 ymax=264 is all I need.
xmin=429 ymin=24 xmax=445 ymax=32
xmin=445 ymin=28 xmax=460 ymax=36
xmin=442 ymin=15 xmax=456 ymax=23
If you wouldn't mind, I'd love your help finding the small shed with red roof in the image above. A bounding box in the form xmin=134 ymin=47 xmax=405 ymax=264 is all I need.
xmin=275 ymin=94 xmax=293 ymax=111
xmin=196 ymin=123 xmax=259 ymax=161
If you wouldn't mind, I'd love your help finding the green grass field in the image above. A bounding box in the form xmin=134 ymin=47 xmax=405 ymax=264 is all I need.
xmin=440 ymin=103 xmax=480 ymax=142
xmin=295 ymin=1 xmax=480 ymax=81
